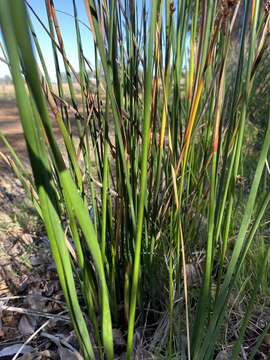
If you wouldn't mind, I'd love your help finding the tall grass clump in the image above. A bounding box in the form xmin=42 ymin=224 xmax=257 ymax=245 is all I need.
xmin=1 ymin=0 xmax=270 ymax=358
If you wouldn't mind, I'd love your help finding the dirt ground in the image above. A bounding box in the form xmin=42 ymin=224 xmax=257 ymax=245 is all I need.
xmin=0 ymin=98 xmax=65 ymax=172
xmin=0 ymin=99 xmax=28 ymax=167
xmin=0 ymin=97 xmax=80 ymax=358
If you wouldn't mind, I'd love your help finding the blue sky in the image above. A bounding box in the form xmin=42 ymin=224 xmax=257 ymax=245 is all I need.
xmin=0 ymin=1 xmax=171 ymax=80
xmin=0 ymin=0 xmax=95 ymax=79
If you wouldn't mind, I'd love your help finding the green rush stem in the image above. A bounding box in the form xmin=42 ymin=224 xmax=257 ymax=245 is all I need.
xmin=126 ymin=2 xmax=159 ymax=358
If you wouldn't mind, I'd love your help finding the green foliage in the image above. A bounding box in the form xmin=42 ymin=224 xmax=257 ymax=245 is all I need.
xmin=1 ymin=0 xmax=270 ymax=358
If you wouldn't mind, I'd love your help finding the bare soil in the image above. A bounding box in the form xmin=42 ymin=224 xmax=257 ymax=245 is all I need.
xmin=0 ymin=99 xmax=28 ymax=168
xmin=0 ymin=99 xmax=77 ymax=359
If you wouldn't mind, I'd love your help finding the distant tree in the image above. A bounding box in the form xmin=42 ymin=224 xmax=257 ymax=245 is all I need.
xmin=4 ymin=74 xmax=11 ymax=84
xmin=0 ymin=74 xmax=11 ymax=84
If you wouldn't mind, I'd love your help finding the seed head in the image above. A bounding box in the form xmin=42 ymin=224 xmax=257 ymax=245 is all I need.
xmin=227 ymin=0 xmax=239 ymax=7
xmin=219 ymin=0 xmax=240 ymax=18
xmin=170 ymin=1 xmax=175 ymax=13
xmin=265 ymin=0 xmax=270 ymax=15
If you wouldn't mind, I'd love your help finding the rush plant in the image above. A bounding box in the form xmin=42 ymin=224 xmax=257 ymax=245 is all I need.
xmin=1 ymin=0 xmax=270 ymax=358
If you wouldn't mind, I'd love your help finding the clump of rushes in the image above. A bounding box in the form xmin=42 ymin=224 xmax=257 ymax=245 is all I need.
xmin=1 ymin=0 xmax=270 ymax=358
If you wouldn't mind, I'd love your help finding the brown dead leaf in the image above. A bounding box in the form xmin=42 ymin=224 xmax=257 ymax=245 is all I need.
xmin=0 ymin=344 xmax=33 ymax=358
xmin=39 ymin=350 xmax=58 ymax=359
xmin=17 ymin=353 xmax=33 ymax=360
xmin=42 ymin=332 xmax=83 ymax=360
xmin=27 ymin=290 xmax=45 ymax=311
xmin=18 ymin=315 xmax=36 ymax=336
xmin=21 ymin=233 xmax=33 ymax=246
xmin=2 ymin=309 xmax=20 ymax=327
xmin=0 ymin=279 xmax=10 ymax=296
xmin=58 ymin=345 xmax=82 ymax=360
